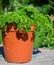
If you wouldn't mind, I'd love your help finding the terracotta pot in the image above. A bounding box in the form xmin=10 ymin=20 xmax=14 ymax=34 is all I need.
xmin=31 ymin=24 xmax=36 ymax=31
xmin=3 ymin=25 xmax=35 ymax=63
xmin=6 ymin=23 xmax=17 ymax=32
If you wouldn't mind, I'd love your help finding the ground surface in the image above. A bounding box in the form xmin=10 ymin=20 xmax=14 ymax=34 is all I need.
xmin=0 ymin=44 xmax=54 ymax=65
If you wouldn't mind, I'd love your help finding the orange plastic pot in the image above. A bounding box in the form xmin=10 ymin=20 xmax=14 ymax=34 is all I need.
xmin=3 ymin=25 xmax=35 ymax=63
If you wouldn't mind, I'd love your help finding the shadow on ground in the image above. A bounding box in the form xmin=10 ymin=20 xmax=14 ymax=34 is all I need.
xmin=33 ymin=48 xmax=41 ymax=54
xmin=0 ymin=46 xmax=5 ymax=58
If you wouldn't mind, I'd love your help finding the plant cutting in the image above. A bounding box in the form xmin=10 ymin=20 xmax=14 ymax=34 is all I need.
xmin=0 ymin=6 xmax=37 ymax=63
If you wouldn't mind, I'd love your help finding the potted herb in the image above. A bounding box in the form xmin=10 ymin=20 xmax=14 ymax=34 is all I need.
xmin=0 ymin=6 xmax=37 ymax=63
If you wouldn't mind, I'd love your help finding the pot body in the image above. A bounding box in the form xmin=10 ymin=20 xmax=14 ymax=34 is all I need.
xmin=3 ymin=26 xmax=34 ymax=63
